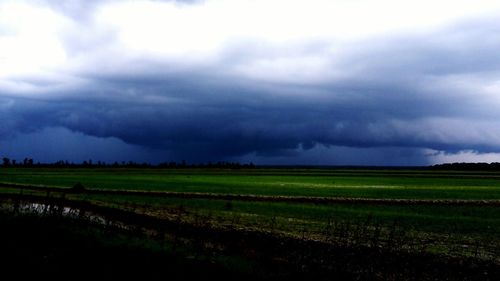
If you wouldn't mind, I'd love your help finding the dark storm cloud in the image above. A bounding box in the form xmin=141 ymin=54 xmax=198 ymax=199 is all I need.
xmin=2 ymin=1 xmax=500 ymax=164
xmin=2 ymin=79 xmax=310 ymax=160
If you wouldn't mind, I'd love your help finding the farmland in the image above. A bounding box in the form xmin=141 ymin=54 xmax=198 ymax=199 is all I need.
xmin=1 ymin=167 xmax=500 ymax=280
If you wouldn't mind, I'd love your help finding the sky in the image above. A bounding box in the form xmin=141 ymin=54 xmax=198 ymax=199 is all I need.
xmin=1 ymin=0 xmax=500 ymax=165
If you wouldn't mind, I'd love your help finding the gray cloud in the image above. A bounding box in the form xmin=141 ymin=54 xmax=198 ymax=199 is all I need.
xmin=2 ymin=1 xmax=500 ymax=164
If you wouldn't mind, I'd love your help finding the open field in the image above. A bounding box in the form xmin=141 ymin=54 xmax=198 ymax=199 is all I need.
xmin=2 ymin=167 xmax=500 ymax=199
xmin=1 ymin=167 xmax=500 ymax=279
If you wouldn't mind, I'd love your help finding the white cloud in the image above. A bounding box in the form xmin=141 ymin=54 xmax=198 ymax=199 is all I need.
xmin=97 ymin=0 xmax=500 ymax=45
xmin=3 ymin=0 xmax=500 ymax=84
xmin=0 ymin=1 xmax=69 ymax=78
xmin=427 ymin=149 xmax=500 ymax=164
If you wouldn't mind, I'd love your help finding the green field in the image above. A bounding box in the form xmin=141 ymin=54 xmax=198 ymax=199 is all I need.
xmin=2 ymin=167 xmax=500 ymax=199
xmin=1 ymin=167 xmax=500 ymax=261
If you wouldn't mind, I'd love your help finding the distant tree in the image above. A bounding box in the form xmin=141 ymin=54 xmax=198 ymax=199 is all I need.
xmin=431 ymin=162 xmax=500 ymax=171
xmin=12 ymin=159 xmax=16 ymax=166
xmin=2 ymin=157 xmax=10 ymax=166
xmin=21 ymin=158 xmax=34 ymax=166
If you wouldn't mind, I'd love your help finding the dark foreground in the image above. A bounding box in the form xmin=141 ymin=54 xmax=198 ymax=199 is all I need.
xmin=0 ymin=213 xmax=247 ymax=280
xmin=1 ymin=197 xmax=499 ymax=281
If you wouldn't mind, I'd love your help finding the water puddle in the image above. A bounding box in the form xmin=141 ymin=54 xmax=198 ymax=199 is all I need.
xmin=0 ymin=201 xmax=108 ymax=225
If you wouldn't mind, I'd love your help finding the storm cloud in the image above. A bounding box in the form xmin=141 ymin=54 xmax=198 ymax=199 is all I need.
xmin=2 ymin=0 xmax=500 ymax=164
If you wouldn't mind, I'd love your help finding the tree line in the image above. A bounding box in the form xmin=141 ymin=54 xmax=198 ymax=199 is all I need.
xmin=2 ymin=157 xmax=34 ymax=166
xmin=1 ymin=157 xmax=255 ymax=169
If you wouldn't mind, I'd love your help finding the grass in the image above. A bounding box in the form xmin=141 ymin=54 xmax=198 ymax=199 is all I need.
xmin=73 ymin=192 xmax=499 ymax=253
xmin=1 ymin=166 xmax=500 ymax=261
xmin=72 ymin=193 xmax=499 ymax=234
xmin=2 ymin=167 xmax=500 ymax=199
xmin=4 ymin=208 xmax=497 ymax=281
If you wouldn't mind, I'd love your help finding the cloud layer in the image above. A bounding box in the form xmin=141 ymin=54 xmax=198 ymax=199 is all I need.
xmin=2 ymin=0 xmax=500 ymax=164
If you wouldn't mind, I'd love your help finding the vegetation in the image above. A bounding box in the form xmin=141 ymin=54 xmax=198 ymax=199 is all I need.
xmin=431 ymin=162 xmax=500 ymax=171
xmin=1 ymin=165 xmax=499 ymax=279
xmin=2 ymin=167 xmax=500 ymax=199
